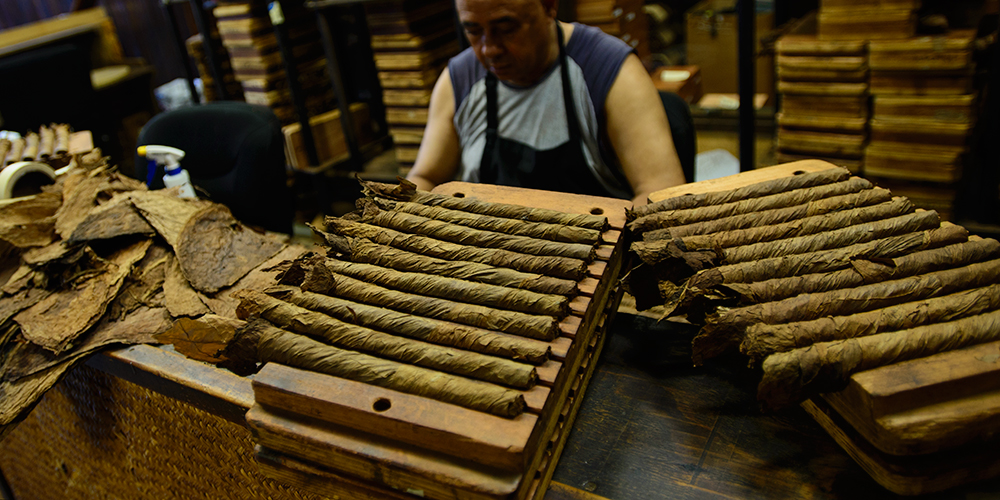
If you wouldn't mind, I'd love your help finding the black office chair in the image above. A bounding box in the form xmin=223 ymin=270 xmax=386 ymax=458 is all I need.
xmin=134 ymin=102 xmax=294 ymax=234
xmin=659 ymin=91 xmax=697 ymax=184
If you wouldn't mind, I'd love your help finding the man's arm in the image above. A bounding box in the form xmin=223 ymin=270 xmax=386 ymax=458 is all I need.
xmin=405 ymin=68 xmax=462 ymax=191
xmin=604 ymin=54 xmax=687 ymax=206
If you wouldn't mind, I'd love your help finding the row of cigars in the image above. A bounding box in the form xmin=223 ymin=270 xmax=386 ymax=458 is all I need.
xmin=624 ymin=162 xmax=1000 ymax=493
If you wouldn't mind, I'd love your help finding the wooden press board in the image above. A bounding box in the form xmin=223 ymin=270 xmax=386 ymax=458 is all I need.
xmin=247 ymin=182 xmax=631 ymax=500
xmin=650 ymin=160 xmax=1000 ymax=496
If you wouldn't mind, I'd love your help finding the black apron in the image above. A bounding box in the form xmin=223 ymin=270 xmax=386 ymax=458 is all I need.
xmin=479 ymin=24 xmax=623 ymax=197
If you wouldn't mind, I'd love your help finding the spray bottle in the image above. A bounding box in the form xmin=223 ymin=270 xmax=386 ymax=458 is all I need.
xmin=137 ymin=145 xmax=196 ymax=199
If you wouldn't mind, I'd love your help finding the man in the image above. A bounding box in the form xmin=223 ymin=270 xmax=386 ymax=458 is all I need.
xmin=405 ymin=0 xmax=686 ymax=205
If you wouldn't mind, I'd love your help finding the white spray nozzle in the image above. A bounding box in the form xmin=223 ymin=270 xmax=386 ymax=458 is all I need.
xmin=138 ymin=145 xmax=185 ymax=170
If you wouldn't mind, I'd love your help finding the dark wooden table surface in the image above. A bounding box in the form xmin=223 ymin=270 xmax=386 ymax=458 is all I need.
xmin=546 ymin=313 xmax=1000 ymax=500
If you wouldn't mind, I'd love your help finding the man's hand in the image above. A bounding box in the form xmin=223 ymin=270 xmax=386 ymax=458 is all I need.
xmin=604 ymin=54 xmax=687 ymax=206
xmin=405 ymin=68 xmax=462 ymax=191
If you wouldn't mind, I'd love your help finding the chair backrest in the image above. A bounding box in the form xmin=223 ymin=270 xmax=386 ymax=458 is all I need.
xmin=659 ymin=91 xmax=697 ymax=184
xmin=135 ymin=102 xmax=294 ymax=234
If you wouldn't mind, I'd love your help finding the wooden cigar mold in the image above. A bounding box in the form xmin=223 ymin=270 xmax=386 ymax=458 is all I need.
xmin=634 ymin=160 xmax=1000 ymax=496
xmin=247 ymin=183 xmax=630 ymax=500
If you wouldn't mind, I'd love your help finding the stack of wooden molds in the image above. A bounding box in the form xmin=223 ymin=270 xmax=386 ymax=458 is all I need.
xmin=243 ymin=181 xmax=630 ymax=500
xmin=864 ymin=30 xmax=978 ymax=221
xmin=817 ymin=0 xmax=917 ymax=41
xmin=213 ymin=0 xmax=334 ymax=125
xmin=365 ymin=0 xmax=459 ymax=174
xmin=573 ymin=0 xmax=649 ymax=60
xmin=185 ymin=33 xmax=244 ymax=102
xmin=775 ymin=25 xmax=868 ymax=174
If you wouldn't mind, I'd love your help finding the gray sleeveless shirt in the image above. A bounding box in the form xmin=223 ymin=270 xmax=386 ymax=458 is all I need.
xmin=448 ymin=23 xmax=635 ymax=199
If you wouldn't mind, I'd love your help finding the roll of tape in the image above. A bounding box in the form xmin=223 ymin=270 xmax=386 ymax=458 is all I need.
xmin=0 ymin=161 xmax=56 ymax=200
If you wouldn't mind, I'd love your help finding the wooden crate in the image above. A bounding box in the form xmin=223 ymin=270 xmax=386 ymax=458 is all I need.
xmin=869 ymin=69 xmax=974 ymax=95
xmin=247 ymin=183 xmax=631 ymax=500
xmin=777 ymin=129 xmax=867 ymax=157
xmin=869 ymin=118 xmax=972 ymax=148
xmin=818 ymin=8 xmax=916 ymax=40
xmin=780 ymin=94 xmax=869 ymax=119
xmin=282 ymin=103 xmax=373 ymax=170
xmin=868 ymin=30 xmax=976 ymax=71
xmin=873 ymin=94 xmax=977 ymax=123
xmin=864 ymin=144 xmax=962 ymax=183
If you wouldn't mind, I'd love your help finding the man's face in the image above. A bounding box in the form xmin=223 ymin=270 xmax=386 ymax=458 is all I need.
xmin=457 ymin=0 xmax=556 ymax=86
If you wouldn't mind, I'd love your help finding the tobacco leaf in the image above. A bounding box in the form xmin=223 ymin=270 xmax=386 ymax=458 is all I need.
xmin=0 ymin=192 xmax=61 ymax=248
xmin=199 ymin=244 xmax=309 ymax=319
xmin=15 ymin=239 xmax=152 ymax=354
xmin=108 ymin=244 xmax=170 ymax=319
xmin=175 ymin=204 xmax=285 ymax=293
xmin=156 ymin=314 xmax=243 ymax=363
xmin=3 ymin=305 xmax=169 ymax=382
xmin=67 ymin=191 xmax=156 ymax=244
xmin=53 ymin=173 xmax=116 ymax=239
xmin=129 ymin=190 xmax=212 ymax=247
xmin=163 ymin=253 xmax=209 ymax=318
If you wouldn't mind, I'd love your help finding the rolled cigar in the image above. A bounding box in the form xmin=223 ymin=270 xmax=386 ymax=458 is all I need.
xmin=323 ymin=218 xmax=588 ymax=280
xmin=721 ymin=210 xmax=940 ymax=264
xmin=341 ymin=236 xmax=578 ymax=296
xmin=360 ymin=178 xmax=609 ymax=230
xmin=726 ymin=237 xmax=1000 ymax=304
xmin=633 ymin=203 xmax=928 ymax=268
xmin=281 ymin=263 xmax=559 ymax=340
xmin=228 ymin=319 xmax=527 ymax=417
xmin=687 ymin=224 xmax=969 ymax=291
xmin=53 ymin=124 xmax=70 ymax=155
xmin=628 ymin=177 xmax=874 ymax=233
xmin=21 ymin=133 xmax=39 ymax=161
xmin=629 ymin=167 xmax=851 ymax=220
xmin=358 ymin=202 xmax=596 ymax=260
xmin=643 ymin=188 xmax=892 ymax=241
xmin=235 ymin=290 xmax=539 ymax=389
xmin=37 ymin=125 xmax=54 ymax=159
xmin=758 ymin=308 xmax=1000 ymax=410
xmin=679 ymin=198 xmax=914 ymax=250
xmin=743 ymin=283 xmax=1000 ymax=363
xmin=267 ymin=285 xmax=551 ymax=363
xmin=694 ymin=256 xmax=1000 ymax=364
xmin=5 ymin=139 xmax=25 ymax=166
xmin=319 ymin=258 xmax=570 ymax=317
xmin=373 ymin=197 xmax=602 ymax=245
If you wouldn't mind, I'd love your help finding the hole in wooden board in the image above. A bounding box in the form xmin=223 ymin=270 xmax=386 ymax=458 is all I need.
xmin=453 ymin=192 xmax=466 ymax=198
xmin=589 ymin=207 xmax=604 ymax=215
xmin=793 ymin=170 xmax=807 ymax=175
xmin=373 ymin=398 xmax=392 ymax=412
